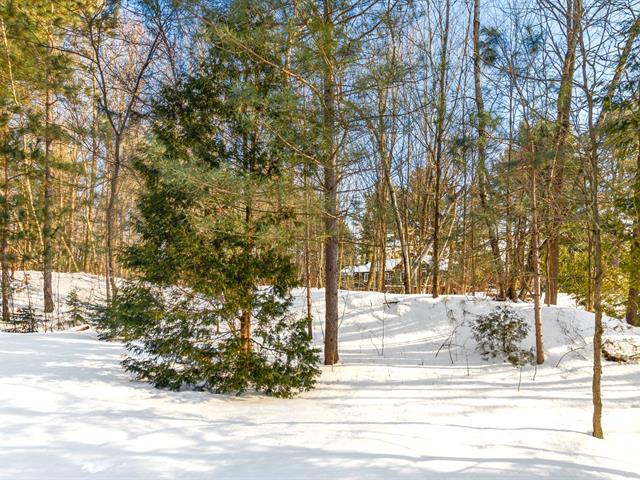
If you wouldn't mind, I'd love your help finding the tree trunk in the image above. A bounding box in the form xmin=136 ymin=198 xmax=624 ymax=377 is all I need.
xmin=432 ymin=0 xmax=450 ymax=299
xmin=240 ymin=307 xmax=252 ymax=354
xmin=531 ymin=154 xmax=544 ymax=364
xmin=473 ymin=0 xmax=505 ymax=299
xmin=322 ymin=0 xmax=339 ymax=365
xmin=506 ymin=81 xmax=517 ymax=300
xmin=43 ymin=86 xmax=54 ymax=314
xmin=627 ymin=287 xmax=639 ymax=327
xmin=304 ymin=163 xmax=313 ymax=337
xmin=587 ymin=226 xmax=593 ymax=311
xmin=378 ymin=224 xmax=387 ymax=292
xmin=546 ymin=0 xmax=581 ymax=306
xmin=105 ymin=136 xmax=121 ymax=302
xmin=590 ymin=145 xmax=604 ymax=439
xmin=461 ymin=148 xmax=469 ymax=295
xmin=83 ymin=77 xmax=99 ymax=272
xmin=366 ymin=246 xmax=376 ymax=291
xmin=1 ymin=19 xmax=15 ymax=322
xmin=1 ymin=146 xmax=9 ymax=323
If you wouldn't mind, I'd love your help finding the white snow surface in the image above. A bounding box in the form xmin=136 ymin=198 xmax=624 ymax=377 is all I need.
xmin=1 ymin=271 xmax=640 ymax=479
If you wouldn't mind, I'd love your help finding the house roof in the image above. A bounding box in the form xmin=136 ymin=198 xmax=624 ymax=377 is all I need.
xmin=341 ymin=258 xmax=401 ymax=275
xmin=341 ymin=256 xmax=449 ymax=275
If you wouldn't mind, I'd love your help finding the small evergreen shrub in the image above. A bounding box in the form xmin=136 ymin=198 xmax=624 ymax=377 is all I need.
xmin=90 ymin=283 xmax=161 ymax=341
xmin=471 ymin=306 xmax=534 ymax=366
xmin=66 ymin=288 xmax=86 ymax=326
xmin=12 ymin=306 xmax=42 ymax=332
xmin=98 ymin=283 xmax=319 ymax=398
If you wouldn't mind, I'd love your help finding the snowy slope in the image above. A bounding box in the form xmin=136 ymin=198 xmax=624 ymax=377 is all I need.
xmin=1 ymin=272 xmax=640 ymax=479
xmin=2 ymin=271 xmax=109 ymax=330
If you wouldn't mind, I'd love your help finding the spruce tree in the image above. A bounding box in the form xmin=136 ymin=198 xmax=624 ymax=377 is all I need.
xmin=109 ymin=1 xmax=319 ymax=398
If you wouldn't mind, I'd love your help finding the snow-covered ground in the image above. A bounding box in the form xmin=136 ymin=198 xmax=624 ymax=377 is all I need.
xmin=1 ymin=272 xmax=640 ymax=479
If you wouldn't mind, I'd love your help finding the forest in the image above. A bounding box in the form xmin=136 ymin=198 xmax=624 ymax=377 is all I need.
xmin=0 ymin=0 xmax=639 ymax=477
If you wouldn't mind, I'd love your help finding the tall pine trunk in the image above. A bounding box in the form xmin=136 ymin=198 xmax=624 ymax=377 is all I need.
xmin=1 ymin=144 xmax=9 ymax=323
xmin=43 ymin=86 xmax=54 ymax=314
xmin=42 ymin=6 xmax=56 ymax=314
xmin=473 ymin=0 xmax=505 ymax=299
xmin=1 ymin=19 xmax=15 ymax=323
xmin=304 ymin=162 xmax=313 ymax=336
xmin=83 ymin=77 xmax=99 ymax=272
xmin=322 ymin=0 xmax=339 ymax=365
xmin=432 ymin=0 xmax=450 ymax=298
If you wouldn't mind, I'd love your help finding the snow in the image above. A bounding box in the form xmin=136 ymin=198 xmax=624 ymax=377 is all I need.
xmin=2 ymin=271 xmax=109 ymax=330
xmin=602 ymin=336 xmax=640 ymax=362
xmin=1 ymin=272 xmax=640 ymax=479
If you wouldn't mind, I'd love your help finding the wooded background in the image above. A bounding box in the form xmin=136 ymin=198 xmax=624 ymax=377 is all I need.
xmin=0 ymin=0 xmax=638 ymax=329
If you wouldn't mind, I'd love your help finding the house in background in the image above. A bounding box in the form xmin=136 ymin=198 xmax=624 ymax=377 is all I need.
xmin=341 ymin=257 xmax=448 ymax=292
xmin=340 ymin=258 xmax=402 ymax=291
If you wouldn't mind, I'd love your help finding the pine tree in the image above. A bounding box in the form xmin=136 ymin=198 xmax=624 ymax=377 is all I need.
xmin=108 ymin=1 xmax=319 ymax=398
xmin=0 ymin=0 xmax=80 ymax=313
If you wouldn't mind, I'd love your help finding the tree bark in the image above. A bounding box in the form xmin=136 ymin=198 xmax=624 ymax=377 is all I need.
xmin=545 ymin=0 xmax=582 ymax=305
xmin=304 ymin=162 xmax=313 ymax=336
xmin=378 ymin=223 xmax=387 ymax=292
xmin=627 ymin=287 xmax=639 ymax=326
xmin=1 ymin=19 xmax=16 ymax=322
xmin=240 ymin=307 xmax=252 ymax=354
xmin=83 ymin=76 xmax=99 ymax=272
xmin=531 ymin=150 xmax=544 ymax=365
xmin=473 ymin=0 xmax=505 ymax=299
xmin=432 ymin=0 xmax=450 ymax=298
xmin=322 ymin=0 xmax=339 ymax=365
xmin=43 ymin=85 xmax=54 ymax=314
xmin=366 ymin=244 xmax=376 ymax=291
xmin=590 ymin=144 xmax=604 ymax=439
xmin=105 ymin=135 xmax=121 ymax=302
xmin=1 ymin=144 xmax=9 ymax=323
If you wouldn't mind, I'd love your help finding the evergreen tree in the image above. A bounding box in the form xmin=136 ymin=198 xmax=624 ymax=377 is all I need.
xmin=0 ymin=0 xmax=82 ymax=313
xmin=108 ymin=1 xmax=319 ymax=398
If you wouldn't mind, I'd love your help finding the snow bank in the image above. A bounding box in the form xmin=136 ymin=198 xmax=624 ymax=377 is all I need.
xmin=293 ymin=288 xmax=640 ymax=370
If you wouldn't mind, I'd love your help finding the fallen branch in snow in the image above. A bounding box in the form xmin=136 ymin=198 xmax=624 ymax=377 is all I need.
xmin=435 ymin=323 xmax=465 ymax=364
xmin=555 ymin=345 xmax=587 ymax=368
xmin=554 ymin=311 xmax=587 ymax=366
